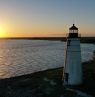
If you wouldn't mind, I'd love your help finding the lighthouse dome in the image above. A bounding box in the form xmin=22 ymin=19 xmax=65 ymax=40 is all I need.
xmin=69 ymin=24 xmax=78 ymax=30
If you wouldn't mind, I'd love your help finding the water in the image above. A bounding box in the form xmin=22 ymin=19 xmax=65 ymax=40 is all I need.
xmin=0 ymin=39 xmax=95 ymax=79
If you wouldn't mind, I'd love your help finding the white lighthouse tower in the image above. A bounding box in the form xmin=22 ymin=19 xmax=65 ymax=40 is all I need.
xmin=64 ymin=24 xmax=82 ymax=85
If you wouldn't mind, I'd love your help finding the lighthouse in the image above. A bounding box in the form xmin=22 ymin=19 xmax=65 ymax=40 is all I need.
xmin=64 ymin=24 xmax=82 ymax=85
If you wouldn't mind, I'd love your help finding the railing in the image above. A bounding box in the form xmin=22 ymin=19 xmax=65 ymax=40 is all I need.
xmin=66 ymin=33 xmax=81 ymax=38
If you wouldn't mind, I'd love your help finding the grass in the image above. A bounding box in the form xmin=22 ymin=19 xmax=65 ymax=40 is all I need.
xmin=78 ymin=59 xmax=95 ymax=95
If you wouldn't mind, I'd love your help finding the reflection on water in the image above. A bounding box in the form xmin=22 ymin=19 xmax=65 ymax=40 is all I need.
xmin=0 ymin=39 xmax=95 ymax=79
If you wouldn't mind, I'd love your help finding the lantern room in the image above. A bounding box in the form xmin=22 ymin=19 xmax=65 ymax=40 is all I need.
xmin=68 ymin=24 xmax=79 ymax=38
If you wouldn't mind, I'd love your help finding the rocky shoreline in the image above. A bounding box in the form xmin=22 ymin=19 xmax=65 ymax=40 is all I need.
xmin=0 ymin=57 xmax=95 ymax=97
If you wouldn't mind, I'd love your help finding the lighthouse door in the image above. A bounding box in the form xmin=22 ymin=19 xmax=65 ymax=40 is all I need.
xmin=64 ymin=73 xmax=69 ymax=84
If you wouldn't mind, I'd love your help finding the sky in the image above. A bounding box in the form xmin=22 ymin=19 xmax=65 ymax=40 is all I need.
xmin=0 ymin=0 xmax=95 ymax=37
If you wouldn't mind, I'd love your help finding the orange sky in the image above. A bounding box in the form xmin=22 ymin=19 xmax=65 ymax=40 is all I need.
xmin=0 ymin=0 xmax=95 ymax=37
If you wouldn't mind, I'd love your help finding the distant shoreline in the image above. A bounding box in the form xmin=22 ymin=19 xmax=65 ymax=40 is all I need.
xmin=0 ymin=37 xmax=95 ymax=43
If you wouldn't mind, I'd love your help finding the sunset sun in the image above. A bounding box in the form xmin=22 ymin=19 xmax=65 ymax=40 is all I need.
xmin=0 ymin=26 xmax=6 ymax=37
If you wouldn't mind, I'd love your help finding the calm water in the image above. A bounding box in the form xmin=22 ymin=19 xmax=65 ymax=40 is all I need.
xmin=0 ymin=39 xmax=95 ymax=79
